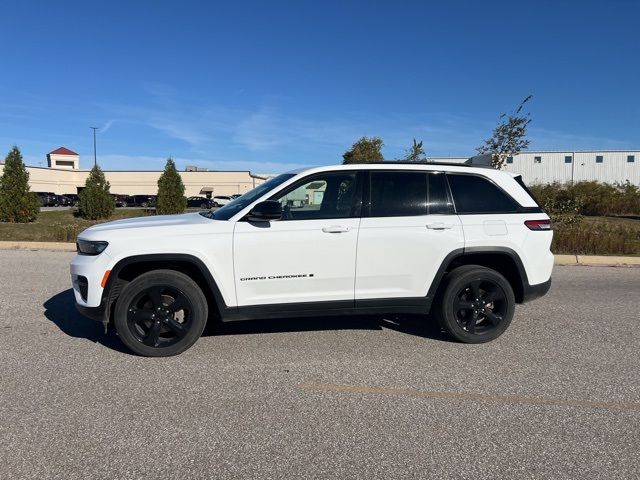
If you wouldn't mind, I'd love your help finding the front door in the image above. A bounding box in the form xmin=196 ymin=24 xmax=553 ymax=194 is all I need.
xmin=233 ymin=171 xmax=361 ymax=306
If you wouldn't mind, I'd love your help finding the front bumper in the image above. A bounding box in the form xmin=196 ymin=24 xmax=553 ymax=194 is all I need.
xmin=76 ymin=302 xmax=107 ymax=323
xmin=70 ymin=251 xmax=112 ymax=307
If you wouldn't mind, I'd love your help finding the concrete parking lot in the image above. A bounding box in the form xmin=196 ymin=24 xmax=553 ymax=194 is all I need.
xmin=1 ymin=249 xmax=639 ymax=479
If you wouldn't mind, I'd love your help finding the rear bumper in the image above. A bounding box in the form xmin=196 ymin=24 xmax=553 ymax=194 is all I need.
xmin=522 ymin=277 xmax=552 ymax=303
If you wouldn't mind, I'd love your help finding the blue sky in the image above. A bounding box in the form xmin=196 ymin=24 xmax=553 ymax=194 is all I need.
xmin=1 ymin=0 xmax=639 ymax=172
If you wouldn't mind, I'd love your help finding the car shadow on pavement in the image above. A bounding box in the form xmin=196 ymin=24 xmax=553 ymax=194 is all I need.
xmin=44 ymin=289 xmax=449 ymax=354
xmin=43 ymin=289 xmax=131 ymax=354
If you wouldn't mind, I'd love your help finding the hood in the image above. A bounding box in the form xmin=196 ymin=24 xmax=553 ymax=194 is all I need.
xmin=79 ymin=212 xmax=214 ymax=240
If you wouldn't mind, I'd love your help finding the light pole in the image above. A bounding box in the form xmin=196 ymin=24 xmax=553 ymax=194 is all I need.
xmin=90 ymin=127 xmax=98 ymax=167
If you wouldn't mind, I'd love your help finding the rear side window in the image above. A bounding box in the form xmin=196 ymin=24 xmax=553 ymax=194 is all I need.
xmin=447 ymin=174 xmax=518 ymax=214
xmin=370 ymin=171 xmax=427 ymax=217
xmin=369 ymin=171 xmax=452 ymax=217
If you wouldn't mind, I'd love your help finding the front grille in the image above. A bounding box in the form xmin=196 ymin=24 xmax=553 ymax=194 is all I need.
xmin=77 ymin=276 xmax=88 ymax=302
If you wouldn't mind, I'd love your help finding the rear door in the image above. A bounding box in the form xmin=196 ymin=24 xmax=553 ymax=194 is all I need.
xmin=355 ymin=170 xmax=464 ymax=301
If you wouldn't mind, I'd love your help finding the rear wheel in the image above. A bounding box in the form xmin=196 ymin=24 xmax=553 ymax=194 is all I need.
xmin=435 ymin=265 xmax=515 ymax=343
xmin=114 ymin=270 xmax=208 ymax=356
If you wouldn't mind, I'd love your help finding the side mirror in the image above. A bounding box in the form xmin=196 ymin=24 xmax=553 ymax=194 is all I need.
xmin=246 ymin=200 xmax=282 ymax=222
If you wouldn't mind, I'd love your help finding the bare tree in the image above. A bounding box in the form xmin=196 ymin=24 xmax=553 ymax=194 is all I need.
xmin=477 ymin=95 xmax=532 ymax=169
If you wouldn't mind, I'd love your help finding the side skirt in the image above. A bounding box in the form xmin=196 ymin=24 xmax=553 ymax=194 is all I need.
xmin=220 ymin=297 xmax=433 ymax=322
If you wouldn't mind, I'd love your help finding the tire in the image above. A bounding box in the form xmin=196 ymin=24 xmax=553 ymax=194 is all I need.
xmin=434 ymin=265 xmax=515 ymax=344
xmin=200 ymin=202 xmax=208 ymax=209
xmin=141 ymin=202 xmax=148 ymax=208
xmin=114 ymin=270 xmax=208 ymax=356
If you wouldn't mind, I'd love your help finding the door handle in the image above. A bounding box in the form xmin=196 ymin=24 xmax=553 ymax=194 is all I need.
xmin=322 ymin=225 xmax=350 ymax=233
xmin=426 ymin=222 xmax=453 ymax=230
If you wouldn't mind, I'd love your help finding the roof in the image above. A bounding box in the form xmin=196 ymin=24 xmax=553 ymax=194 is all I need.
xmin=49 ymin=147 xmax=78 ymax=156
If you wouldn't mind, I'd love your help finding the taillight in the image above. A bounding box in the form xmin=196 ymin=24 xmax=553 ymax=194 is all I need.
xmin=525 ymin=219 xmax=552 ymax=231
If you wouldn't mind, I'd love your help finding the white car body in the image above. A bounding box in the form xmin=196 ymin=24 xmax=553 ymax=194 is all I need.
xmin=71 ymin=161 xmax=553 ymax=353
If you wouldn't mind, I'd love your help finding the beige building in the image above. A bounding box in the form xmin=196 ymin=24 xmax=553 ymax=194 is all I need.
xmin=0 ymin=147 xmax=268 ymax=197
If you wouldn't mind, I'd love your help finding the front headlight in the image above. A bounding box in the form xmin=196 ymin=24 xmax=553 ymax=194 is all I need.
xmin=76 ymin=239 xmax=109 ymax=255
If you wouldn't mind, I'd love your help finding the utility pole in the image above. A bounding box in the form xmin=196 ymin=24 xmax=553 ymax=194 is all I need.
xmin=90 ymin=127 xmax=98 ymax=167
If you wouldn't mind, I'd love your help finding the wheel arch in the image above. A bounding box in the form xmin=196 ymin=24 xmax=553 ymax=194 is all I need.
xmin=428 ymin=247 xmax=529 ymax=303
xmin=103 ymin=254 xmax=228 ymax=324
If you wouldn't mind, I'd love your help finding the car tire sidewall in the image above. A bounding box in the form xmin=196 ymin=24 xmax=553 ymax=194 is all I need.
xmin=437 ymin=266 xmax=515 ymax=344
xmin=114 ymin=270 xmax=208 ymax=357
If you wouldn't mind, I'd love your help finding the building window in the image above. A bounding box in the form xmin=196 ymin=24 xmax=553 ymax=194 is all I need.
xmin=628 ymin=155 xmax=635 ymax=163
xmin=534 ymin=156 xmax=542 ymax=164
xmin=596 ymin=155 xmax=603 ymax=163
xmin=55 ymin=160 xmax=75 ymax=167
xmin=506 ymin=156 xmax=513 ymax=164
xmin=565 ymin=156 xmax=572 ymax=163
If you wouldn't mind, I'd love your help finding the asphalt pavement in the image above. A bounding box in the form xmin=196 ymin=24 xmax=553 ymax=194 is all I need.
xmin=0 ymin=249 xmax=639 ymax=479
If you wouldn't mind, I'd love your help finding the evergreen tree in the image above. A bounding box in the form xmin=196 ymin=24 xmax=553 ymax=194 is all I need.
xmin=156 ymin=158 xmax=186 ymax=214
xmin=78 ymin=165 xmax=115 ymax=220
xmin=342 ymin=137 xmax=385 ymax=164
xmin=0 ymin=146 xmax=40 ymax=223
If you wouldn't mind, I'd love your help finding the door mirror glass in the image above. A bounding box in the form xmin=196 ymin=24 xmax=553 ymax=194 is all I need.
xmin=246 ymin=200 xmax=282 ymax=222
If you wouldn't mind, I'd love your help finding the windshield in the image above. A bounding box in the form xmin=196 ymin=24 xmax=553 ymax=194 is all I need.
xmin=200 ymin=173 xmax=296 ymax=221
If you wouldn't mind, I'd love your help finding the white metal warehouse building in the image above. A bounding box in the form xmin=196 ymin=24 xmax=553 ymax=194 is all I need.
xmin=432 ymin=150 xmax=640 ymax=186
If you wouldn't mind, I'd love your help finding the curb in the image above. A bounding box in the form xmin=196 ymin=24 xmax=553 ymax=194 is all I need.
xmin=0 ymin=241 xmax=638 ymax=266
xmin=0 ymin=241 xmax=76 ymax=252
xmin=554 ymin=254 xmax=640 ymax=266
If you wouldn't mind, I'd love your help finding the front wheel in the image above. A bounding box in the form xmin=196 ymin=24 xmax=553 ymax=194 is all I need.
xmin=114 ymin=270 xmax=208 ymax=356
xmin=435 ymin=265 xmax=515 ymax=343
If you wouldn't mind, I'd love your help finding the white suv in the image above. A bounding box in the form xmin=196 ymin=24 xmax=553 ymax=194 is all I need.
xmin=71 ymin=158 xmax=553 ymax=356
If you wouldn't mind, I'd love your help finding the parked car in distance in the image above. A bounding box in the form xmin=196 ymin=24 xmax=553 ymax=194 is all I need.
xmin=212 ymin=195 xmax=231 ymax=207
xmin=64 ymin=194 xmax=80 ymax=206
xmin=35 ymin=192 xmax=57 ymax=207
xmin=126 ymin=195 xmax=156 ymax=207
xmin=186 ymin=196 xmax=215 ymax=209
xmin=112 ymin=194 xmax=128 ymax=208
xmin=72 ymin=157 xmax=554 ymax=356
xmin=230 ymin=194 xmax=242 ymax=200
xmin=56 ymin=195 xmax=75 ymax=207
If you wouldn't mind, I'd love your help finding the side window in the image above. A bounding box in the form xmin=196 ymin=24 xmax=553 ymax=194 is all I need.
xmin=427 ymin=173 xmax=450 ymax=215
xmin=370 ymin=171 xmax=427 ymax=217
xmin=272 ymin=172 xmax=357 ymax=220
xmin=447 ymin=174 xmax=518 ymax=214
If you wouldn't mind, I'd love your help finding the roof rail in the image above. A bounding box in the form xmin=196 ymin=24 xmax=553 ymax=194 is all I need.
xmin=343 ymin=157 xmax=495 ymax=169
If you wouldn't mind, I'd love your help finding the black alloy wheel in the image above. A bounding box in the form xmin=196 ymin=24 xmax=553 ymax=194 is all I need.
xmin=452 ymin=279 xmax=508 ymax=335
xmin=126 ymin=285 xmax=193 ymax=348
xmin=436 ymin=265 xmax=515 ymax=343
xmin=114 ymin=270 xmax=208 ymax=356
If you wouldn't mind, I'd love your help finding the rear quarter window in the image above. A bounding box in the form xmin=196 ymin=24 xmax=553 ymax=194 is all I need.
xmin=447 ymin=174 xmax=518 ymax=214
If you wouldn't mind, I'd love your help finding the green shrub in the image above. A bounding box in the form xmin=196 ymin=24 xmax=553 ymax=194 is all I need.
xmin=78 ymin=165 xmax=115 ymax=220
xmin=552 ymin=222 xmax=640 ymax=255
xmin=529 ymin=181 xmax=640 ymax=217
xmin=156 ymin=158 xmax=186 ymax=215
xmin=0 ymin=146 xmax=40 ymax=223
xmin=52 ymin=222 xmax=84 ymax=242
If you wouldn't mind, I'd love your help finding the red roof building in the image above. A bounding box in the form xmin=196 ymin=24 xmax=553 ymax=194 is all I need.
xmin=47 ymin=146 xmax=80 ymax=169
xmin=49 ymin=147 xmax=79 ymax=156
